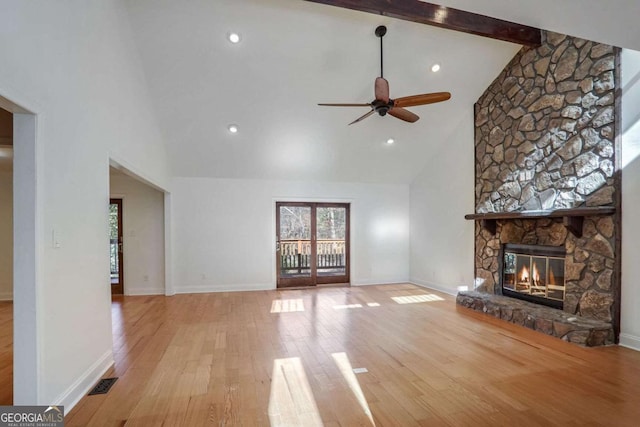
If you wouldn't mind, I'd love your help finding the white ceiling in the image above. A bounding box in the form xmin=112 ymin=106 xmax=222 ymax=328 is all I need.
xmin=432 ymin=0 xmax=640 ymax=51
xmin=124 ymin=0 xmax=640 ymax=184
xmin=124 ymin=0 xmax=520 ymax=184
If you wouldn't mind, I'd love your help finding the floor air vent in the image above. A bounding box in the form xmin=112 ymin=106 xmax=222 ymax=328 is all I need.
xmin=88 ymin=377 xmax=118 ymax=396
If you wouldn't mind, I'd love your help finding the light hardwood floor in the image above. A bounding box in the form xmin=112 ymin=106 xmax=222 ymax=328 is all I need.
xmin=0 ymin=301 xmax=11 ymax=405
xmin=37 ymin=284 xmax=640 ymax=425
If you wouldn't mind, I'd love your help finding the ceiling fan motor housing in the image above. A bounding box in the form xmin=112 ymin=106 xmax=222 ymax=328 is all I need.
xmin=372 ymin=99 xmax=391 ymax=116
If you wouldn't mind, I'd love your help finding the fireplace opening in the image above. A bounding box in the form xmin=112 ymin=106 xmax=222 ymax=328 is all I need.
xmin=501 ymin=244 xmax=566 ymax=310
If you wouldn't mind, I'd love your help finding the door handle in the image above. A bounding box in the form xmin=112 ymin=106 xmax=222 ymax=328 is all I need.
xmin=119 ymin=242 xmax=123 ymax=253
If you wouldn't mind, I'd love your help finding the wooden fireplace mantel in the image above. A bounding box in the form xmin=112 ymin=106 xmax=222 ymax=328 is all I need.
xmin=464 ymin=206 xmax=616 ymax=238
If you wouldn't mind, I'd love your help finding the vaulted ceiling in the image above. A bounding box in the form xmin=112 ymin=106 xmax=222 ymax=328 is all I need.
xmin=124 ymin=0 xmax=638 ymax=184
xmin=125 ymin=0 xmax=519 ymax=183
xmin=432 ymin=0 xmax=640 ymax=52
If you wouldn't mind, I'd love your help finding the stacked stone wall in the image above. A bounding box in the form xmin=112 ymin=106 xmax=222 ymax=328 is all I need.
xmin=472 ymin=31 xmax=619 ymax=327
xmin=475 ymin=32 xmax=616 ymax=212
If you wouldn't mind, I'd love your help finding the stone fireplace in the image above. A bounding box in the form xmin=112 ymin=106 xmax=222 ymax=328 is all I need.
xmin=457 ymin=30 xmax=621 ymax=346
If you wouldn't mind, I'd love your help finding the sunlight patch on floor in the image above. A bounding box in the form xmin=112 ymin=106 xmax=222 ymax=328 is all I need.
xmin=271 ymin=299 xmax=305 ymax=313
xmin=333 ymin=303 xmax=363 ymax=310
xmin=268 ymin=357 xmax=323 ymax=427
xmin=391 ymin=294 xmax=444 ymax=304
xmin=367 ymin=302 xmax=381 ymax=307
xmin=332 ymin=352 xmax=375 ymax=426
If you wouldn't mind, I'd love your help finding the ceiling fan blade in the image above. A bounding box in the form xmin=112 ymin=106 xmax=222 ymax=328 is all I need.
xmin=393 ymin=92 xmax=451 ymax=108
xmin=348 ymin=109 xmax=375 ymax=125
xmin=318 ymin=103 xmax=372 ymax=107
xmin=375 ymin=77 xmax=390 ymax=103
xmin=388 ymin=107 xmax=419 ymax=123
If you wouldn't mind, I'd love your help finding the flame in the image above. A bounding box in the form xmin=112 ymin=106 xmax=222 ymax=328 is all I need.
xmin=549 ymin=268 xmax=556 ymax=285
xmin=520 ymin=265 xmax=529 ymax=282
xmin=532 ymin=262 xmax=540 ymax=285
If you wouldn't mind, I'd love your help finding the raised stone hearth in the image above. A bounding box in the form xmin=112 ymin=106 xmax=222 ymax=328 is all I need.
xmin=464 ymin=29 xmax=621 ymax=343
xmin=475 ymin=216 xmax=615 ymax=321
xmin=457 ymin=291 xmax=614 ymax=346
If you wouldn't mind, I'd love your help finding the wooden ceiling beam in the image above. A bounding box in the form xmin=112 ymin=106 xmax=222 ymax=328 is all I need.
xmin=303 ymin=0 xmax=542 ymax=47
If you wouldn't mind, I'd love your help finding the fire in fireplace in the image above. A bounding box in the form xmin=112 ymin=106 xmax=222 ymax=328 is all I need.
xmin=501 ymin=244 xmax=566 ymax=310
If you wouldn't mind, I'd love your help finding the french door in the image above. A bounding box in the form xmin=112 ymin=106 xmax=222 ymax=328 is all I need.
xmin=276 ymin=202 xmax=350 ymax=288
xmin=109 ymin=199 xmax=124 ymax=295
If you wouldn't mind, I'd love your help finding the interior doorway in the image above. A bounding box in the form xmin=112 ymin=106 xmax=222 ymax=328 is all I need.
xmin=0 ymin=94 xmax=38 ymax=405
xmin=109 ymin=165 xmax=167 ymax=297
xmin=109 ymin=198 xmax=124 ymax=295
xmin=0 ymin=107 xmax=13 ymax=404
xmin=276 ymin=202 xmax=350 ymax=288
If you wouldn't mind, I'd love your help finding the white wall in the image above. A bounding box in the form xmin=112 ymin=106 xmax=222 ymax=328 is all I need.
xmin=409 ymin=111 xmax=476 ymax=295
xmin=171 ymin=178 xmax=410 ymax=292
xmin=0 ymin=1 xmax=169 ymax=407
xmin=620 ymin=49 xmax=640 ymax=350
xmin=110 ymin=172 xmax=165 ymax=296
xmin=0 ymin=170 xmax=11 ymax=300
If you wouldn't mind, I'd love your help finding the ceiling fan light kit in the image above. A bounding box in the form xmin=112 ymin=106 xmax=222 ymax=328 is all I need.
xmin=319 ymin=25 xmax=451 ymax=125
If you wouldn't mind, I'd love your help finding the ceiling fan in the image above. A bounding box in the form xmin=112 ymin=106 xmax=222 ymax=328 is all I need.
xmin=319 ymin=25 xmax=451 ymax=125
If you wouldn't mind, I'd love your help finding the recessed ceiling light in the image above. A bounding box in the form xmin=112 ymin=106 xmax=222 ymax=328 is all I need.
xmin=228 ymin=124 xmax=238 ymax=133
xmin=228 ymin=32 xmax=241 ymax=44
xmin=386 ymin=138 xmax=395 ymax=145
xmin=431 ymin=63 xmax=441 ymax=73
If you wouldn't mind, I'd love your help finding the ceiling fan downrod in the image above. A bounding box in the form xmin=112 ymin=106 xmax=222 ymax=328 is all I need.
xmin=375 ymin=25 xmax=386 ymax=78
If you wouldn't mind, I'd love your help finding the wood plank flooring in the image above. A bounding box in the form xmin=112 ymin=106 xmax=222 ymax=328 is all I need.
xmin=10 ymin=284 xmax=640 ymax=425
xmin=0 ymin=301 xmax=12 ymax=405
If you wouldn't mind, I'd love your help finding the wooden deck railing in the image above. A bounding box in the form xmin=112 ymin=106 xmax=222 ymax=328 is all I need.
xmin=280 ymin=239 xmax=346 ymax=273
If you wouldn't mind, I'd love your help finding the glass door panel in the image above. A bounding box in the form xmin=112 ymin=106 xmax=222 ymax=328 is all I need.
xmin=277 ymin=204 xmax=314 ymax=287
xmin=109 ymin=199 xmax=124 ymax=295
xmin=316 ymin=206 xmax=349 ymax=284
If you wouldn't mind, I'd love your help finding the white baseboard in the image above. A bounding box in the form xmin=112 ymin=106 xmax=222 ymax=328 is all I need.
xmin=619 ymin=333 xmax=640 ymax=352
xmin=352 ymin=278 xmax=410 ymax=286
xmin=175 ymin=282 xmax=273 ymax=294
xmin=54 ymin=349 xmax=114 ymax=412
xmin=177 ymin=280 xmax=416 ymax=293
xmin=409 ymin=279 xmax=461 ymax=296
xmin=0 ymin=292 xmax=13 ymax=301
xmin=125 ymin=287 xmax=164 ymax=296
